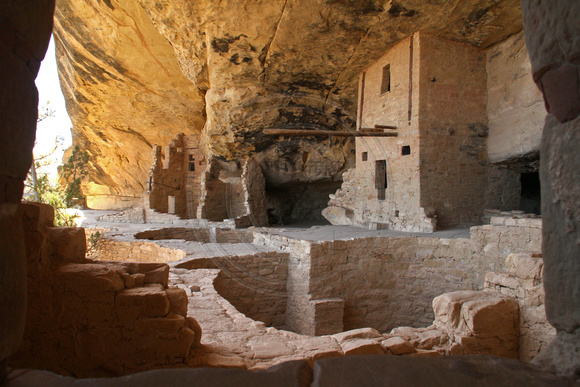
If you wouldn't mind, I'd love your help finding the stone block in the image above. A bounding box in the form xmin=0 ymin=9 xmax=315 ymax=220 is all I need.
xmin=113 ymin=262 xmax=169 ymax=287
xmin=485 ymin=272 xmax=520 ymax=290
xmin=47 ymin=227 xmax=87 ymax=264
xmin=381 ymin=337 xmax=416 ymax=355
xmin=185 ymin=317 xmax=202 ymax=347
xmin=332 ymin=327 xmax=383 ymax=343
xmin=433 ymin=290 xmax=519 ymax=358
xmin=340 ymin=339 xmax=384 ymax=356
xmin=115 ymin=284 xmax=170 ymax=324
xmin=433 ymin=291 xmax=484 ymax=330
xmin=134 ymin=313 xmax=186 ymax=336
xmin=461 ymin=297 xmax=519 ymax=340
xmin=19 ymin=202 xmax=54 ymax=229
xmin=166 ymin=288 xmax=188 ymax=316
xmin=56 ymin=263 xmax=124 ymax=294
xmin=312 ymin=298 xmax=344 ymax=336
xmin=251 ymin=341 xmax=293 ymax=359
xmin=204 ymin=353 xmax=246 ymax=369
xmin=505 ymin=253 xmax=543 ymax=280
xmin=415 ymin=329 xmax=447 ymax=350
xmin=321 ymin=206 xmax=353 ymax=226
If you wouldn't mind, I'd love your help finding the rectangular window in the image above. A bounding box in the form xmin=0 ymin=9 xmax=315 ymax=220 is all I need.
xmin=362 ymin=152 xmax=368 ymax=161
xmin=402 ymin=145 xmax=411 ymax=156
xmin=375 ymin=160 xmax=387 ymax=200
xmin=381 ymin=64 xmax=391 ymax=94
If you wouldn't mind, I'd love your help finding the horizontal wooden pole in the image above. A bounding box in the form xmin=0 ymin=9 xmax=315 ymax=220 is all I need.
xmin=374 ymin=124 xmax=398 ymax=129
xmin=264 ymin=129 xmax=398 ymax=137
xmin=360 ymin=128 xmax=386 ymax=133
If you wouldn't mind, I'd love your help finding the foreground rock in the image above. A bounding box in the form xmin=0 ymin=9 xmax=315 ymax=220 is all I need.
xmin=6 ymin=355 xmax=573 ymax=386
xmin=8 ymin=203 xmax=200 ymax=376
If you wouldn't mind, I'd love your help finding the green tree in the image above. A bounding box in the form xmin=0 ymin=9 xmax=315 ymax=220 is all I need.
xmin=25 ymin=102 xmax=86 ymax=226
xmin=60 ymin=145 xmax=89 ymax=208
xmin=27 ymin=103 xmax=58 ymax=202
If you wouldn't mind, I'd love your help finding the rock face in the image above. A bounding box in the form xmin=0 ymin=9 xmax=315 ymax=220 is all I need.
xmin=0 ymin=0 xmax=55 ymax=371
xmin=54 ymin=0 xmax=206 ymax=209
xmin=521 ymin=0 xmax=580 ymax=378
xmin=54 ymin=0 xmax=523 ymax=210
xmin=486 ymin=31 xmax=544 ymax=169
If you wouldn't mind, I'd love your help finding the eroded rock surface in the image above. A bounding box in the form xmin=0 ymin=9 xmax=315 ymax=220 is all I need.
xmin=54 ymin=0 xmax=206 ymax=209
xmin=54 ymin=0 xmax=523 ymax=208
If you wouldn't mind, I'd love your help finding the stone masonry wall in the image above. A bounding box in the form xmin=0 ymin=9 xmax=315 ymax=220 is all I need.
xmin=149 ymin=133 xmax=206 ymax=218
xmin=149 ymin=141 xmax=183 ymax=215
xmin=327 ymin=32 xmax=521 ymax=231
xmin=91 ymin=239 xmax=186 ymax=263
xmin=93 ymin=227 xmax=288 ymax=329
xmin=237 ymin=158 xmax=269 ymax=227
xmin=213 ymin=251 xmax=288 ymax=328
xmin=485 ymin=253 xmax=555 ymax=362
xmin=486 ymin=31 xmax=545 ymax=166
xmin=255 ymin=222 xmax=541 ymax=335
xmin=350 ymin=35 xmax=427 ymax=232
xmin=418 ymin=32 xmax=520 ymax=227
xmin=198 ymin=157 xmax=245 ymax=221
xmin=252 ymin=234 xmax=316 ymax=335
xmin=8 ymin=203 xmax=200 ymax=377
xmin=133 ymin=227 xmax=254 ymax=244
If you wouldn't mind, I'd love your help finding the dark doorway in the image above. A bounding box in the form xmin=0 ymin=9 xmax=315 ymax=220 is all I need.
xmin=265 ymin=180 xmax=340 ymax=226
xmin=520 ymin=172 xmax=541 ymax=215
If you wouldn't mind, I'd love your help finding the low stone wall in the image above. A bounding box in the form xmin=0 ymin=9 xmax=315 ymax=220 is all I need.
xmin=97 ymin=207 xmax=237 ymax=228
xmin=134 ymin=227 xmax=254 ymax=243
xmin=94 ymin=228 xmax=288 ymax=329
xmin=482 ymin=209 xmax=542 ymax=227
xmin=92 ymin=239 xmax=186 ymax=263
xmin=213 ymin=251 xmax=289 ymax=328
xmin=485 ymin=253 xmax=555 ymax=361
xmin=254 ymin=222 xmax=542 ymax=335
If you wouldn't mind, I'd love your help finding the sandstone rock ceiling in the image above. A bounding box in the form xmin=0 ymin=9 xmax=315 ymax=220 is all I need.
xmin=54 ymin=0 xmax=522 ymax=201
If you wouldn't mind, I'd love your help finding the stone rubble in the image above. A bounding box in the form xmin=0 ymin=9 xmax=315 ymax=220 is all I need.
xmin=76 ymin=209 xmax=553 ymax=372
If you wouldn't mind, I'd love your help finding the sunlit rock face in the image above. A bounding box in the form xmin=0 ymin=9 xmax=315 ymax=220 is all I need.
xmin=54 ymin=0 xmax=206 ymax=208
xmin=54 ymin=0 xmax=522 ymax=210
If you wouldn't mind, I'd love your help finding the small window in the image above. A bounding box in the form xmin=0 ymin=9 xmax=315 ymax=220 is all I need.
xmin=362 ymin=152 xmax=368 ymax=161
xmin=380 ymin=64 xmax=391 ymax=94
xmin=189 ymin=161 xmax=195 ymax=172
xmin=402 ymin=145 xmax=411 ymax=156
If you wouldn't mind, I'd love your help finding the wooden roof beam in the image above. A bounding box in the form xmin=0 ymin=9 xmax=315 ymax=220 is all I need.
xmin=264 ymin=129 xmax=398 ymax=137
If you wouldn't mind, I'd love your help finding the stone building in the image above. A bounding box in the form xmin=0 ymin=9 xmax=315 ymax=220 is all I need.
xmin=147 ymin=134 xmax=270 ymax=227
xmin=324 ymin=32 xmax=544 ymax=232
xmin=148 ymin=133 xmax=206 ymax=219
